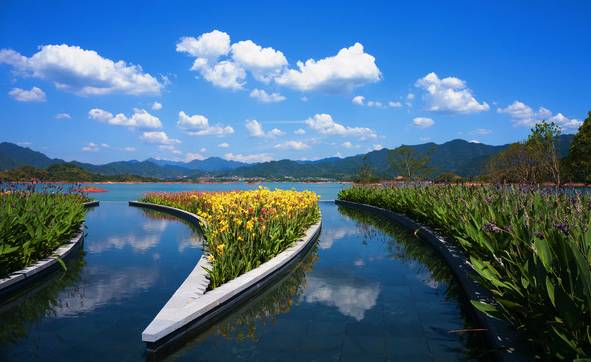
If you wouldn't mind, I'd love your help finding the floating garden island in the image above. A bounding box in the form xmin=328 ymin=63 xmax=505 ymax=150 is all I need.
xmin=133 ymin=187 xmax=321 ymax=350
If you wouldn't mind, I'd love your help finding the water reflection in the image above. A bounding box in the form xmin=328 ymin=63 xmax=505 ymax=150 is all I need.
xmin=304 ymin=274 xmax=380 ymax=321
xmin=0 ymin=253 xmax=85 ymax=344
xmin=337 ymin=205 xmax=461 ymax=298
xmin=50 ymin=265 xmax=159 ymax=317
xmin=0 ymin=202 xmax=203 ymax=362
xmin=167 ymin=203 xmax=489 ymax=361
xmin=164 ymin=246 xmax=319 ymax=359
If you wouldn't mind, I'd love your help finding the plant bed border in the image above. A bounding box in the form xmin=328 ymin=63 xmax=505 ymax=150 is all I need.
xmin=128 ymin=201 xmax=321 ymax=353
xmin=335 ymin=199 xmax=530 ymax=362
xmin=0 ymin=200 xmax=99 ymax=299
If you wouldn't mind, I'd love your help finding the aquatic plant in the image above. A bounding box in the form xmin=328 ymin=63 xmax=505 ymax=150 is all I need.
xmin=338 ymin=185 xmax=591 ymax=360
xmin=0 ymin=183 xmax=89 ymax=277
xmin=141 ymin=187 xmax=320 ymax=288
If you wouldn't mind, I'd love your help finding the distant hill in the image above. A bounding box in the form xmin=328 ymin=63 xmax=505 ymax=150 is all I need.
xmin=147 ymin=157 xmax=245 ymax=172
xmin=0 ymin=135 xmax=575 ymax=180
xmin=71 ymin=160 xmax=200 ymax=179
xmin=0 ymin=163 xmax=157 ymax=182
xmin=0 ymin=142 xmax=64 ymax=170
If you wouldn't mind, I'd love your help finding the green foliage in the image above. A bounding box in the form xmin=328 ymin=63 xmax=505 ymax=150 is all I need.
xmin=487 ymin=121 xmax=563 ymax=184
xmin=0 ymin=163 xmax=158 ymax=182
xmin=388 ymin=145 xmax=434 ymax=180
xmin=338 ymin=185 xmax=591 ymax=359
xmin=354 ymin=155 xmax=379 ymax=183
xmin=433 ymin=172 xmax=463 ymax=184
xmin=564 ymin=112 xmax=591 ymax=183
xmin=0 ymin=186 xmax=88 ymax=277
xmin=527 ymin=121 xmax=562 ymax=185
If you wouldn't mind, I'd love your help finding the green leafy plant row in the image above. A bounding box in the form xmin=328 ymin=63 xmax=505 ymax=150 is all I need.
xmin=1 ymin=184 xmax=89 ymax=277
xmin=338 ymin=185 xmax=591 ymax=360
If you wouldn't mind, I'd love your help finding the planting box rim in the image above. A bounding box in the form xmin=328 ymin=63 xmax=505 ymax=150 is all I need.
xmin=129 ymin=201 xmax=321 ymax=348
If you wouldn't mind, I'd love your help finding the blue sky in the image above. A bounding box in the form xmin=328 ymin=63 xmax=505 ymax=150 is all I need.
xmin=1 ymin=1 xmax=590 ymax=164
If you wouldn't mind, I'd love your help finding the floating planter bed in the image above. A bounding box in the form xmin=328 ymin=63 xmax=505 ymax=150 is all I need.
xmin=0 ymin=201 xmax=99 ymax=298
xmin=131 ymin=188 xmax=321 ymax=352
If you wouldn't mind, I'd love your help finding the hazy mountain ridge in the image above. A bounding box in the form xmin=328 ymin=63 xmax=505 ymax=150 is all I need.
xmin=0 ymin=135 xmax=575 ymax=180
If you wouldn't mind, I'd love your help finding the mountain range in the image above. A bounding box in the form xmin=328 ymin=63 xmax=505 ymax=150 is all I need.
xmin=0 ymin=135 xmax=575 ymax=180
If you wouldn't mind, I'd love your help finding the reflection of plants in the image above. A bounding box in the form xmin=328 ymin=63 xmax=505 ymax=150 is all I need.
xmin=139 ymin=208 xmax=201 ymax=234
xmin=0 ymin=251 xmax=85 ymax=344
xmin=190 ymin=246 xmax=318 ymax=346
xmin=338 ymin=205 xmax=457 ymax=295
xmin=337 ymin=205 xmax=491 ymax=360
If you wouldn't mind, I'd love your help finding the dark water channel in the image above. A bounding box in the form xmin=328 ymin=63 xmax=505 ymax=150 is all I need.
xmin=0 ymin=201 xmax=488 ymax=361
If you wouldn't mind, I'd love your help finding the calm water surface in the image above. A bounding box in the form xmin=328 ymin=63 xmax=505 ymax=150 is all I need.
xmin=0 ymin=198 xmax=488 ymax=361
xmin=83 ymin=182 xmax=348 ymax=201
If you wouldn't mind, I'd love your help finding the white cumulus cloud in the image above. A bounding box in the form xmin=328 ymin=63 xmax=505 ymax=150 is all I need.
xmin=8 ymin=86 xmax=46 ymax=102
xmin=176 ymin=30 xmax=231 ymax=60
xmin=413 ymin=117 xmax=434 ymax=128
xmin=415 ymin=72 xmax=489 ymax=113
xmin=192 ymin=59 xmax=246 ymax=90
xmin=245 ymin=119 xmax=285 ymax=137
xmin=294 ymin=128 xmax=306 ymax=135
xmin=275 ymin=43 xmax=381 ymax=92
xmin=151 ymin=102 xmax=162 ymax=110
xmin=177 ymin=111 xmax=234 ymax=136
xmin=305 ymin=113 xmax=376 ymax=139
xmin=89 ymin=108 xmax=162 ymax=128
xmin=217 ymin=142 xmax=230 ymax=148
xmin=177 ymin=31 xmax=381 ymax=93
xmin=141 ymin=131 xmax=181 ymax=145
xmin=497 ymin=100 xmax=582 ymax=130
xmin=249 ymin=88 xmax=286 ymax=103
xmin=231 ymin=40 xmax=287 ymax=82
xmin=0 ymin=45 xmax=163 ymax=95
xmin=352 ymin=96 xmax=365 ymax=105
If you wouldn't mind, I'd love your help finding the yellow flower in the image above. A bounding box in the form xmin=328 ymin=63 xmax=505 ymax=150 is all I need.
xmin=207 ymin=254 xmax=215 ymax=262
xmin=216 ymin=243 xmax=225 ymax=254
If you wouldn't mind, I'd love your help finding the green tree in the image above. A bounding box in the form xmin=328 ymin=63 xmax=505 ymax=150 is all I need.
xmin=485 ymin=142 xmax=539 ymax=183
xmin=355 ymin=155 xmax=377 ymax=183
xmin=526 ymin=120 xmax=562 ymax=185
xmin=563 ymin=111 xmax=591 ymax=183
xmin=388 ymin=145 xmax=433 ymax=181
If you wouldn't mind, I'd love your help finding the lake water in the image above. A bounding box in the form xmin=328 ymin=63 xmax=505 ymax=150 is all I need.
xmin=0 ymin=184 xmax=489 ymax=361
xmin=83 ymin=182 xmax=348 ymax=202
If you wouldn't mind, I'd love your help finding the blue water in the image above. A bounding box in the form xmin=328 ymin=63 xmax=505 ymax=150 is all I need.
xmin=83 ymin=182 xmax=348 ymax=202
xmin=0 ymin=189 xmax=488 ymax=361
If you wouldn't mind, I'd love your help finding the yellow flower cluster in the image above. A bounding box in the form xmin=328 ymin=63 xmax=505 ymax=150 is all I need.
xmin=142 ymin=187 xmax=320 ymax=287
